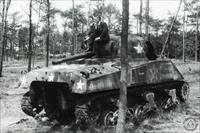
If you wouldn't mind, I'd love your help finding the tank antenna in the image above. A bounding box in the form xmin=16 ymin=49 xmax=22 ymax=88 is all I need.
xmin=160 ymin=0 xmax=183 ymax=58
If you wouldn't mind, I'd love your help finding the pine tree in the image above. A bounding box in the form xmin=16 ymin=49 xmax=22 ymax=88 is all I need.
xmin=116 ymin=0 xmax=129 ymax=132
xmin=139 ymin=0 xmax=143 ymax=36
xmin=28 ymin=0 xmax=33 ymax=71
xmin=0 ymin=0 xmax=11 ymax=77
xmin=145 ymin=0 xmax=149 ymax=41
xmin=45 ymin=0 xmax=50 ymax=67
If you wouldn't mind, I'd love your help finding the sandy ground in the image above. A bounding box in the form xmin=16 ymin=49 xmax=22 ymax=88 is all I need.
xmin=0 ymin=59 xmax=200 ymax=133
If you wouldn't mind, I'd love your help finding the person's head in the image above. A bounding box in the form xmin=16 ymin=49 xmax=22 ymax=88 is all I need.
xmin=145 ymin=41 xmax=154 ymax=49
xmin=93 ymin=13 xmax=102 ymax=23
xmin=88 ymin=16 xmax=94 ymax=23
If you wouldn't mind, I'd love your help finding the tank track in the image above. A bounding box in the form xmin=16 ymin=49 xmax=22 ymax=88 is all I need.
xmin=21 ymin=80 xmax=189 ymax=127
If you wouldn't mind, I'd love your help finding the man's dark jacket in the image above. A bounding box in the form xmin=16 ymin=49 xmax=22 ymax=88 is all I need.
xmin=95 ymin=22 xmax=110 ymax=44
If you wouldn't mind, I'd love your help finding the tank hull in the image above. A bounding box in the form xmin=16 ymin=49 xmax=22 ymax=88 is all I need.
xmin=20 ymin=59 xmax=189 ymax=127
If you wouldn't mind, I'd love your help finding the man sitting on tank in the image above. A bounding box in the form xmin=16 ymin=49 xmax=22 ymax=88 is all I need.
xmin=85 ymin=16 xmax=96 ymax=52
xmin=93 ymin=14 xmax=110 ymax=54
xmin=145 ymin=41 xmax=157 ymax=60
xmin=84 ymin=13 xmax=110 ymax=56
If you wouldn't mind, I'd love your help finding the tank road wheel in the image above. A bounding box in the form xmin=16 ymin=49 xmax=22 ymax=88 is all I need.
xmin=178 ymin=83 xmax=190 ymax=103
xmin=133 ymin=103 xmax=156 ymax=124
xmin=126 ymin=108 xmax=135 ymax=121
xmin=99 ymin=110 xmax=118 ymax=126
xmin=132 ymin=105 xmax=144 ymax=123
xmin=21 ymin=91 xmax=43 ymax=117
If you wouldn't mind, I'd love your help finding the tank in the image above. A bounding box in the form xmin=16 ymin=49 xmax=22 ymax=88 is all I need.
xmin=20 ymin=35 xmax=189 ymax=127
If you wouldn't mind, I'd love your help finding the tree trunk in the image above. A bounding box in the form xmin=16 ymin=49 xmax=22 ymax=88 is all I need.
xmin=5 ymin=31 xmax=8 ymax=62
xmin=182 ymin=0 xmax=185 ymax=62
xmin=102 ymin=0 xmax=105 ymax=21
xmin=0 ymin=0 xmax=5 ymax=77
xmin=139 ymin=0 xmax=143 ymax=36
xmin=46 ymin=0 xmax=50 ymax=67
xmin=136 ymin=17 xmax=139 ymax=34
xmin=4 ymin=0 xmax=11 ymax=63
xmin=195 ymin=11 xmax=199 ymax=61
xmin=71 ymin=0 xmax=75 ymax=55
xmin=0 ymin=0 xmax=11 ymax=77
xmin=75 ymin=32 xmax=78 ymax=53
xmin=156 ymin=30 xmax=158 ymax=37
xmin=116 ymin=0 xmax=129 ymax=133
xmin=82 ymin=23 xmax=84 ymax=34
xmin=10 ymin=41 xmax=13 ymax=60
xmin=145 ymin=0 xmax=149 ymax=41
xmin=108 ymin=15 xmax=111 ymax=30
xmin=28 ymin=0 xmax=32 ymax=72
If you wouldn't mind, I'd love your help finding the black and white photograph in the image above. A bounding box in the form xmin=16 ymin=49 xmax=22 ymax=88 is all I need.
xmin=0 ymin=0 xmax=199 ymax=132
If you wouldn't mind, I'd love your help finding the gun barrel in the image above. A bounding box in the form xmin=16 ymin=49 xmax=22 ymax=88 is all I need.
xmin=52 ymin=52 xmax=95 ymax=65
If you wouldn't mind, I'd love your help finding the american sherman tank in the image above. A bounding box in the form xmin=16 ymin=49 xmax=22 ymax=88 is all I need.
xmin=20 ymin=35 xmax=189 ymax=127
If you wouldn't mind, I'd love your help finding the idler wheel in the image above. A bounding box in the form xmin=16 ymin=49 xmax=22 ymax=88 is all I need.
xmin=178 ymin=83 xmax=190 ymax=102
xmin=133 ymin=104 xmax=156 ymax=123
xmin=21 ymin=91 xmax=43 ymax=117
xmin=99 ymin=110 xmax=118 ymax=126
